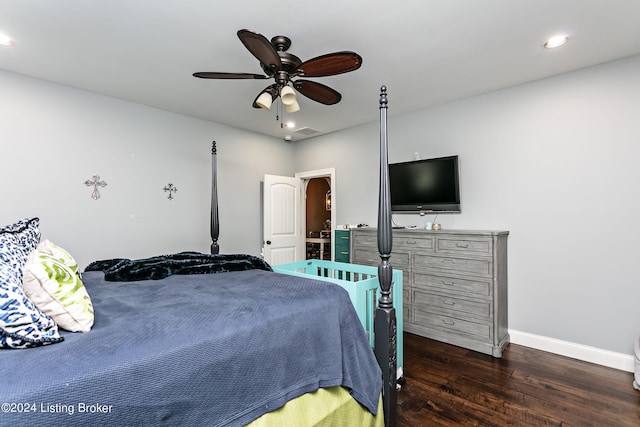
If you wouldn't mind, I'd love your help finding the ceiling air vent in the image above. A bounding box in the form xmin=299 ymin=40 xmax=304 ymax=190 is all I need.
xmin=294 ymin=127 xmax=320 ymax=136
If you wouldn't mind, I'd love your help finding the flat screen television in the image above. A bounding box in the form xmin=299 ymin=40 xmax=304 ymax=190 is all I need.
xmin=389 ymin=155 xmax=461 ymax=213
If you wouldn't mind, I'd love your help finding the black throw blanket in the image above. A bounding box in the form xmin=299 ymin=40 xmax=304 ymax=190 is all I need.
xmin=85 ymin=252 xmax=272 ymax=282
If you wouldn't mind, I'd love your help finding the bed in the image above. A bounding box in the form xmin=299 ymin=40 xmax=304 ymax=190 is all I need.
xmin=0 ymin=87 xmax=398 ymax=427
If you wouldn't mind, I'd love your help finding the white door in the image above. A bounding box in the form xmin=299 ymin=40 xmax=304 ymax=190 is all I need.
xmin=263 ymin=174 xmax=303 ymax=265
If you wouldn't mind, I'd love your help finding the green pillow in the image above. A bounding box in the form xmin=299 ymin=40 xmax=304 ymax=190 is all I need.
xmin=22 ymin=240 xmax=94 ymax=333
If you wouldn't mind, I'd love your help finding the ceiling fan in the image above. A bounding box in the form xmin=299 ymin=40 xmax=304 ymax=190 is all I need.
xmin=193 ymin=29 xmax=362 ymax=113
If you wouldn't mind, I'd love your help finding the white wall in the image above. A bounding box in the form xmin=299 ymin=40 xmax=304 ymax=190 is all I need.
xmin=0 ymin=69 xmax=294 ymax=268
xmin=294 ymin=54 xmax=640 ymax=356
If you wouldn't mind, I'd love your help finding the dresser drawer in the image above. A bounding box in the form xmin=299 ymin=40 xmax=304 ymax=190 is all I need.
xmin=413 ymin=290 xmax=492 ymax=318
xmin=413 ymin=308 xmax=492 ymax=340
xmin=335 ymin=241 xmax=350 ymax=254
xmin=351 ymin=248 xmax=377 ymax=266
xmin=334 ymin=251 xmax=350 ymax=263
xmin=413 ymin=272 xmax=492 ymax=297
xmin=404 ymin=305 xmax=411 ymax=323
xmin=335 ymin=244 xmax=350 ymax=261
xmin=352 ymin=232 xmax=377 ymax=247
xmin=335 ymin=231 xmax=350 ymax=246
xmin=393 ymin=234 xmax=434 ymax=251
xmin=414 ymin=254 xmax=493 ymax=278
xmin=352 ymin=248 xmax=410 ymax=268
xmin=335 ymin=238 xmax=350 ymax=249
xmin=435 ymin=236 xmax=492 ymax=256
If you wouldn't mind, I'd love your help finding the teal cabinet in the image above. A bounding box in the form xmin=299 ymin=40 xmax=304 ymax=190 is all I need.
xmin=334 ymin=229 xmax=350 ymax=262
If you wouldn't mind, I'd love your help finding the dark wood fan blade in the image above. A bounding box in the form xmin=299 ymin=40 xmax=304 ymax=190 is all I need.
xmin=193 ymin=72 xmax=268 ymax=79
xmin=298 ymin=51 xmax=362 ymax=77
xmin=294 ymin=80 xmax=342 ymax=105
xmin=237 ymin=29 xmax=281 ymax=71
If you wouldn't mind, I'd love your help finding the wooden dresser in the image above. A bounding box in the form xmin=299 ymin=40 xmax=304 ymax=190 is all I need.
xmin=350 ymin=227 xmax=509 ymax=357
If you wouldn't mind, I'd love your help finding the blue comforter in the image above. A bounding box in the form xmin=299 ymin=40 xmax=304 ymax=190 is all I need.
xmin=0 ymin=269 xmax=382 ymax=426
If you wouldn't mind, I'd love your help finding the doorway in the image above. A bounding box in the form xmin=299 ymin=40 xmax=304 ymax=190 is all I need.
xmin=305 ymin=177 xmax=331 ymax=260
xmin=295 ymin=168 xmax=336 ymax=261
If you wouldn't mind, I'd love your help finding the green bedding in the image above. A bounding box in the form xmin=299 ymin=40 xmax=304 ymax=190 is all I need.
xmin=247 ymin=386 xmax=384 ymax=427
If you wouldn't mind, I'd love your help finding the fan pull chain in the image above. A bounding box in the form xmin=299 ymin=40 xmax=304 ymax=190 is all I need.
xmin=277 ymin=98 xmax=282 ymax=126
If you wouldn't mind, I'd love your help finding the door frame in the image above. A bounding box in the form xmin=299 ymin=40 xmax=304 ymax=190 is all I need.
xmin=295 ymin=168 xmax=336 ymax=261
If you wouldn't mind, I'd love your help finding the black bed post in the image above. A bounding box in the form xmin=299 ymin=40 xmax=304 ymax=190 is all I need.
xmin=210 ymin=141 xmax=220 ymax=254
xmin=375 ymin=86 xmax=397 ymax=427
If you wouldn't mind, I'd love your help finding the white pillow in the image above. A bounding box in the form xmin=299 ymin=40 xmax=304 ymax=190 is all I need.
xmin=22 ymin=240 xmax=94 ymax=333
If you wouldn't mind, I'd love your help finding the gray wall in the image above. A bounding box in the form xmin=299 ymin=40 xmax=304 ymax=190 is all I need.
xmin=3 ymin=53 xmax=639 ymax=358
xmin=0 ymin=69 xmax=294 ymax=268
xmin=294 ymin=54 xmax=640 ymax=355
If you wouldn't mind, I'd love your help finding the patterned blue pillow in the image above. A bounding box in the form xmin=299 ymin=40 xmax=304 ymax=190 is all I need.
xmin=0 ymin=218 xmax=63 ymax=349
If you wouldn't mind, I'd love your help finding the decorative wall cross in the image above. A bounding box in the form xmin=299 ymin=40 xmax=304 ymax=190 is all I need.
xmin=84 ymin=175 xmax=108 ymax=200
xmin=163 ymin=183 xmax=178 ymax=200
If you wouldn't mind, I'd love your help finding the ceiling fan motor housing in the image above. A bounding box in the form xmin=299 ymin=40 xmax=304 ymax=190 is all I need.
xmin=261 ymin=36 xmax=302 ymax=78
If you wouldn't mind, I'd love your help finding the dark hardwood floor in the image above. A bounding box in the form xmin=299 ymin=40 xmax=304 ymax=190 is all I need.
xmin=396 ymin=332 xmax=640 ymax=426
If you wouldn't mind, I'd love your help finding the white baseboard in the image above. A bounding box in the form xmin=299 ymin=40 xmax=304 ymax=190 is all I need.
xmin=509 ymin=329 xmax=635 ymax=373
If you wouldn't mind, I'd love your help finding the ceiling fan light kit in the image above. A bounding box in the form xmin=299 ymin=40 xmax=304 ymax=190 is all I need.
xmin=280 ymin=85 xmax=297 ymax=105
xmin=255 ymin=91 xmax=273 ymax=110
xmin=285 ymin=100 xmax=300 ymax=113
xmin=193 ymin=29 xmax=362 ymax=114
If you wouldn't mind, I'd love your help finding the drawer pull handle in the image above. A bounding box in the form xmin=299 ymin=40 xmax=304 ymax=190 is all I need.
xmin=442 ymin=319 xmax=455 ymax=326
xmin=442 ymin=281 xmax=455 ymax=286
xmin=443 ymin=259 xmax=455 ymax=264
xmin=442 ymin=300 xmax=455 ymax=306
xmin=340 ymin=251 xmax=349 ymax=255
xmin=456 ymin=243 xmax=469 ymax=248
xmin=405 ymin=240 xmax=417 ymax=245
xmin=341 ymin=236 xmax=349 ymax=240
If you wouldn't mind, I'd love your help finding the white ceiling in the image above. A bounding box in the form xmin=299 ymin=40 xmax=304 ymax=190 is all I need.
xmin=2 ymin=0 xmax=640 ymax=142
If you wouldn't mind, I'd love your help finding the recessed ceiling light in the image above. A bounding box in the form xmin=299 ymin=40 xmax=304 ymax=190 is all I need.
xmin=0 ymin=33 xmax=14 ymax=46
xmin=543 ymin=34 xmax=569 ymax=49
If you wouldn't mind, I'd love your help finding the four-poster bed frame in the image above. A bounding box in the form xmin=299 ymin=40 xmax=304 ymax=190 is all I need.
xmin=0 ymin=87 xmax=396 ymax=427
xmin=209 ymin=86 xmax=398 ymax=426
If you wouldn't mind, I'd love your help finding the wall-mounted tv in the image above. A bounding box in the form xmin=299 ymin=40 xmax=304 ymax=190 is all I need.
xmin=389 ymin=155 xmax=461 ymax=213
